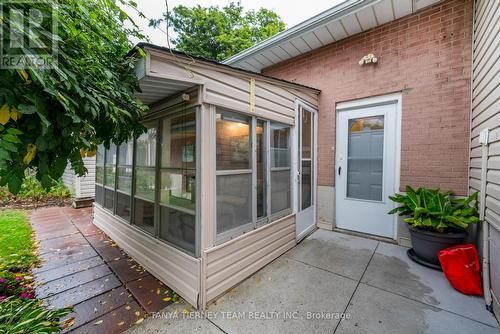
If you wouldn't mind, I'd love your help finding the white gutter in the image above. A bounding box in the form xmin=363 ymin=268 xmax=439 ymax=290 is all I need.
xmin=223 ymin=0 xmax=381 ymax=66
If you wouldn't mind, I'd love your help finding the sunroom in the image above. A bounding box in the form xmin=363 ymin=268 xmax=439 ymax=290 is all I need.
xmin=92 ymin=43 xmax=320 ymax=308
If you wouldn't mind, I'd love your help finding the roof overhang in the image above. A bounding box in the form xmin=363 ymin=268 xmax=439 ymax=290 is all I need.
xmin=224 ymin=0 xmax=441 ymax=72
xmin=129 ymin=43 xmax=320 ymax=106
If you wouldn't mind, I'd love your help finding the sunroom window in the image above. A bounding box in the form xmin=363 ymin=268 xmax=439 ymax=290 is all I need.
xmin=216 ymin=111 xmax=252 ymax=235
xmin=95 ymin=144 xmax=104 ymax=205
xmin=116 ymin=140 xmax=133 ymax=221
xmin=104 ymin=144 xmax=116 ymax=211
xmin=215 ymin=109 xmax=292 ymax=241
xmin=159 ymin=110 xmax=197 ymax=254
xmin=134 ymin=122 xmax=157 ymax=234
xmin=270 ymin=123 xmax=291 ymax=217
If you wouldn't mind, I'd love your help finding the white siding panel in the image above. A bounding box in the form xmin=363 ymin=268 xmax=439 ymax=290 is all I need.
xmin=204 ymin=215 xmax=296 ymax=303
xmin=373 ymin=0 xmax=395 ymax=25
xmin=93 ymin=204 xmax=201 ymax=307
xmin=476 ymin=0 xmax=500 ymax=314
xmin=355 ymin=7 xmax=378 ymax=31
xmin=393 ymin=0 xmax=413 ymax=19
xmin=148 ymin=54 xmax=319 ymax=125
xmin=313 ymin=26 xmax=336 ymax=46
xmin=341 ymin=15 xmax=363 ymax=35
xmin=325 ymin=20 xmax=348 ymax=42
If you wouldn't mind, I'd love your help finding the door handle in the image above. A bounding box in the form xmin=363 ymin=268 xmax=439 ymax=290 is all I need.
xmin=338 ymin=166 xmax=341 ymax=176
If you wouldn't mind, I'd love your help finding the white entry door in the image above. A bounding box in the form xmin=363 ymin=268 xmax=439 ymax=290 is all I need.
xmin=335 ymin=96 xmax=400 ymax=238
xmin=296 ymin=103 xmax=317 ymax=241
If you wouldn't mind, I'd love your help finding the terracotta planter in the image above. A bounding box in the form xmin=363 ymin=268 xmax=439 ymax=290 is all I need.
xmin=408 ymin=225 xmax=467 ymax=267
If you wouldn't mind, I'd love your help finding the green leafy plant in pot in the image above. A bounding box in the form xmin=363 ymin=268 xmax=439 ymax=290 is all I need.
xmin=389 ymin=186 xmax=479 ymax=268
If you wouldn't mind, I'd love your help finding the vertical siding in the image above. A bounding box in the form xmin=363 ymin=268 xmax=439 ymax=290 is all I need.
xmin=61 ymin=165 xmax=76 ymax=195
xmin=61 ymin=157 xmax=96 ymax=199
xmin=470 ymin=0 xmax=500 ymax=320
xmin=77 ymin=156 xmax=96 ymax=198
xmin=203 ymin=215 xmax=296 ymax=304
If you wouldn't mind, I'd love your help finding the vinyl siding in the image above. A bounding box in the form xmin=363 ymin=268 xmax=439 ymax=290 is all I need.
xmin=93 ymin=204 xmax=201 ymax=307
xmin=62 ymin=156 xmax=96 ymax=198
xmin=469 ymin=0 xmax=500 ymax=320
xmin=147 ymin=52 xmax=319 ymax=125
xmin=203 ymin=215 xmax=296 ymax=305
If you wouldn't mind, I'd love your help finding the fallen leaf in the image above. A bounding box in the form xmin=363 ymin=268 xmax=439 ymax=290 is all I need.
xmin=163 ymin=297 xmax=171 ymax=302
xmin=93 ymin=320 xmax=103 ymax=326
xmin=135 ymin=318 xmax=144 ymax=325
xmin=117 ymin=321 xmax=125 ymax=326
xmin=125 ymin=305 xmax=131 ymax=310
xmin=135 ymin=311 xmax=141 ymax=317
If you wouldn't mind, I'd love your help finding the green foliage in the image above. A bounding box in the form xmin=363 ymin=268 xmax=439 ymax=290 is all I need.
xmin=0 ymin=297 xmax=72 ymax=333
xmin=0 ymin=211 xmax=71 ymax=332
xmin=0 ymin=0 xmax=149 ymax=194
xmin=0 ymin=171 xmax=71 ymax=205
xmin=151 ymin=2 xmax=286 ymax=61
xmin=389 ymin=186 xmax=480 ymax=233
xmin=0 ymin=210 xmax=37 ymax=271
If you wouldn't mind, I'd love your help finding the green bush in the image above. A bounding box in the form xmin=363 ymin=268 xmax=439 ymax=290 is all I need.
xmin=0 ymin=170 xmax=71 ymax=204
xmin=389 ymin=186 xmax=480 ymax=233
xmin=0 ymin=297 xmax=72 ymax=333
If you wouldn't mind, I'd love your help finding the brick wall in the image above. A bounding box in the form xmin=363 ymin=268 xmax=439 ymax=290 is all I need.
xmin=263 ymin=0 xmax=473 ymax=195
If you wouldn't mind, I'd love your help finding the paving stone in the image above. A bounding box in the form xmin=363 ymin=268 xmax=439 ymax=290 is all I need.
xmin=38 ymin=245 xmax=98 ymax=271
xmin=38 ymin=234 xmax=88 ymax=255
xmin=74 ymin=222 xmax=101 ymax=237
xmin=34 ymin=256 xmax=105 ymax=284
xmin=108 ymin=258 xmax=148 ymax=283
xmin=62 ymin=286 xmax=134 ymax=331
xmin=69 ymin=301 xmax=145 ymax=334
xmin=95 ymin=245 xmax=127 ymax=263
xmin=125 ymin=275 xmax=173 ymax=313
xmin=37 ymin=264 xmax=112 ymax=299
xmin=35 ymin=228 xmax=80 ymax=241
xmin=44 ymin=274 xmax=121 ymax=309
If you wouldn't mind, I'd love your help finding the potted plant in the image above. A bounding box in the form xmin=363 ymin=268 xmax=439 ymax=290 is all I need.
xmin=389 ymin=186 xmax=479 ymax=269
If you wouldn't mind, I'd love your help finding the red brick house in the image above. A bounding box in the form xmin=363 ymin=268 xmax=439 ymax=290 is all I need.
xmin=226 ymin=0 xmax=474 ymax=246
xmin=93 ymin=0 xmax=499 ymax=316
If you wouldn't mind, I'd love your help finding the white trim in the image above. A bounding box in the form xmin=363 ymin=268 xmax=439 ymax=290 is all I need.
xmin=224 ymin=0 xmax=378 ymax=65
xmin=295 ymin=99 xmax=319 ymax=240
xmin=335 ymin=92 xmax=402 ymax=240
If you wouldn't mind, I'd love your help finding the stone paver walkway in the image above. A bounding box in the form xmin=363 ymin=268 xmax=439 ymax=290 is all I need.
xmin=30 ymin=207 xmax=174 ymax=334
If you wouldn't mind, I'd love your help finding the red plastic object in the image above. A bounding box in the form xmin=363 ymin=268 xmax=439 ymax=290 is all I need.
xmin=438 ymin=244 xmax=483 ymax=296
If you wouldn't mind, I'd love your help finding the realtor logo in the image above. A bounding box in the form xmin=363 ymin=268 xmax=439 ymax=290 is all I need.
xmin=0 ymin=0 xmax=58 ymax=69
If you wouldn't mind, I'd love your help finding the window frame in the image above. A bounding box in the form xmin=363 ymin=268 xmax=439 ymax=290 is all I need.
xmin=115 ymin=140 xmax=134 ymax=222
xmin=93 ymin=104 xmax=201 ymax=257
xmin=158 ymin=109 xmax=198 ymax=255
xmin=215 ymin=108 xmax=292 ymax=244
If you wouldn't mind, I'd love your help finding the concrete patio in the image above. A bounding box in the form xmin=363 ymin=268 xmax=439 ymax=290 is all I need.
xmin=126 ymin=229 xmax=500 ymax=334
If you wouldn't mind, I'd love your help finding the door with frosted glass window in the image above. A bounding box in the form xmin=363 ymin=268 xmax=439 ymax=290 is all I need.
xmin=296 ymin=104 xmax=317 ymax=241
xmin=335 ymin=101 xmax=398 ymax=238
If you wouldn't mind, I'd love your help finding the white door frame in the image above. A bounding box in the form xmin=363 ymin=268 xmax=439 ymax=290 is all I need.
xmin=295 ymin=99 xmax=318 ymax=241
xmin=335 ymin=93 xmax=402 ymax=240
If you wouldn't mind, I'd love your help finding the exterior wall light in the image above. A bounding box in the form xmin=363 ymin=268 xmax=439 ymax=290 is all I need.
xmin=359 ymin=53 xmax=378 ymax=65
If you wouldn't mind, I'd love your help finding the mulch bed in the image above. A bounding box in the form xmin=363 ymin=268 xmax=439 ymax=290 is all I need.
xmin=0 ymin=197 xmax=72 ymax=210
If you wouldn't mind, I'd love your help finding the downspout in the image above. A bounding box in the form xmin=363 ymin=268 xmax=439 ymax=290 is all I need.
xmin=479 ymin=128 xmax=492 ymax=310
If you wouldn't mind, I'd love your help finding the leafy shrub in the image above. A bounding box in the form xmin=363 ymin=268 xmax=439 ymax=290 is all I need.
xmin=389 ymin=186 xmax=480 ymax=233
xmin=0 ymin=170 xmax=71 ymax=204
xmin=0 ymin=297 xmax=72 ymax=333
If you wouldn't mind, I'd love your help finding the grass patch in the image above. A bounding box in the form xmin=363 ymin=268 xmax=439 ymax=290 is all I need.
xmin=0 ymin=210 xmax=73 ymax=332
xmin=0 ymin=210 xmax=38 ymax=270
